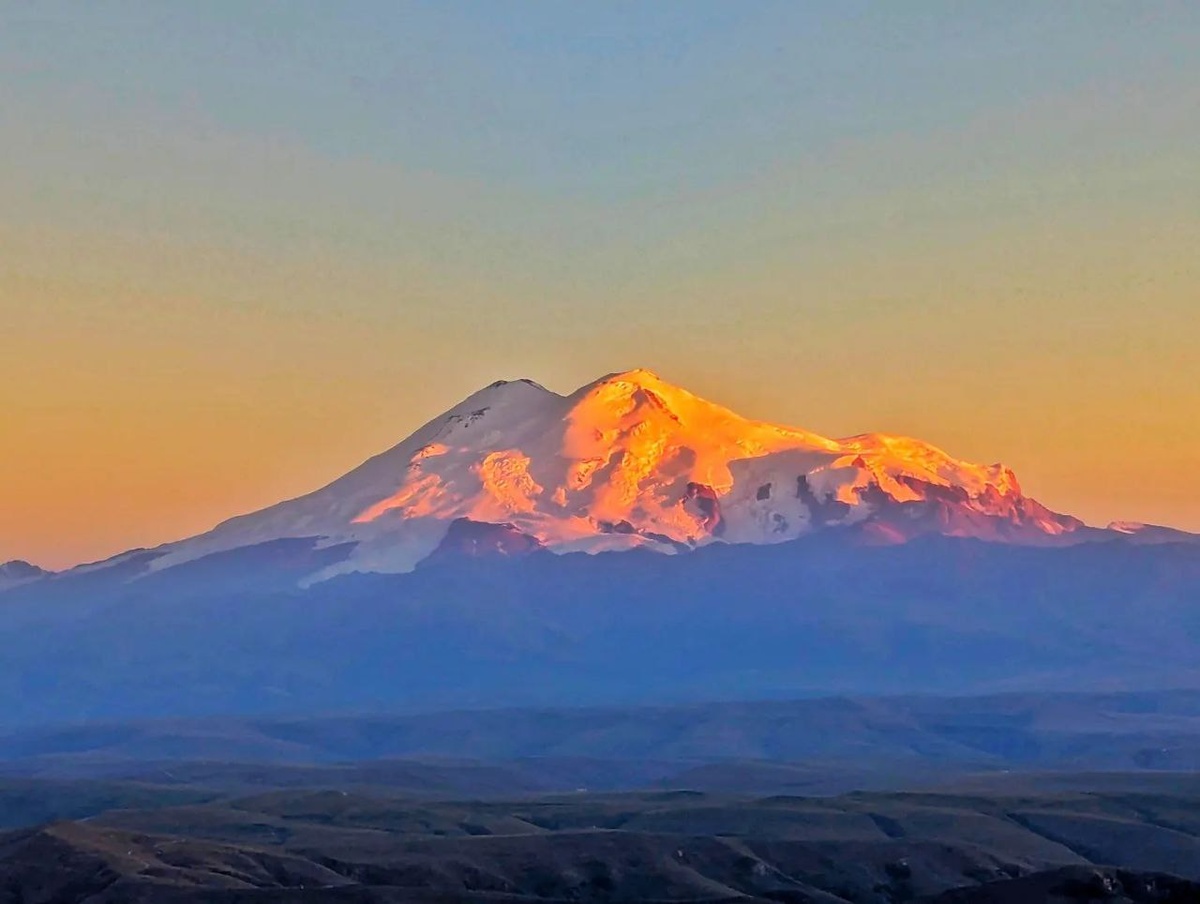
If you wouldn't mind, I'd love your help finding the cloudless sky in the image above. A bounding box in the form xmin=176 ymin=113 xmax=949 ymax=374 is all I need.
xmin=2 ymin=1 xmax=1199 ymax=568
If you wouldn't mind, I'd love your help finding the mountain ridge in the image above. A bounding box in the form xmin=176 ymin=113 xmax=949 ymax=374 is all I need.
xmin=0 ymin=561 xmax=50 ymax=592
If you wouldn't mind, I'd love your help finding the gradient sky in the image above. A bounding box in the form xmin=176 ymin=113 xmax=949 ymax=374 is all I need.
xmin=2 ymin=1 xmax=1198 ymax=569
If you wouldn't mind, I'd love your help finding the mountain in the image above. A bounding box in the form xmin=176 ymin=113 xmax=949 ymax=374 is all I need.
xmin=2 ymin=368 xmax=1198 ymax=727
xmin=77 ymin=367 xmax=1182 ymax=587
xmin=0 ymin=561 xmax=49 ymax=592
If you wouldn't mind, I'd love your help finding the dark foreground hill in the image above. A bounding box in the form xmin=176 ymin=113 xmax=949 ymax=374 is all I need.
xmin=2 ymin=534 xmax=1200 ymax=725
xmin=4 ymin=783 xmax=1200 ymax=903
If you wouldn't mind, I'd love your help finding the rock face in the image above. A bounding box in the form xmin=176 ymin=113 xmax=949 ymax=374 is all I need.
xmin=57 ymin=367 xmax=1187 ymax=583
xmin=421 ymin=518 xmax=545 ymax=566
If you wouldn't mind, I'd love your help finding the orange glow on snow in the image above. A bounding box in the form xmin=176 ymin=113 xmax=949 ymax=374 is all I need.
xmin=338 ymin=367 xmax=1062 ymax=558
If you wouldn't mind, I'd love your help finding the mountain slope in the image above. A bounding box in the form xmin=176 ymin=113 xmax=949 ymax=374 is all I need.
xmin=3 ymin=533 xmax=1198 ymax=725
xmin=134 ymin=369 xmax=1105 ymax=582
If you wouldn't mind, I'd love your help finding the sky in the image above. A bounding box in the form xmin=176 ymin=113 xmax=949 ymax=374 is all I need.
xmin=2 ymin=1 xmax=1198 ymax=569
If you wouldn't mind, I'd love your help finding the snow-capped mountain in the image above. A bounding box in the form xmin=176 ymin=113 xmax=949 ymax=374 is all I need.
xmin=4 ymin=369 xmax=1199 ymax=725
xmin=141 ymin=368 xmax=1098 ymax=581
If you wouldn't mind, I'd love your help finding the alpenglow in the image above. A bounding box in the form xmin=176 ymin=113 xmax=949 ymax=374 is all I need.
xmin=140 ymin=368 xmax=1101 ymax=582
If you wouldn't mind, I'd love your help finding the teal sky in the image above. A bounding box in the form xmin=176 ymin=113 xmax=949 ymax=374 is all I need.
xmin=2 ymin=2 xmax=1199 ymax=567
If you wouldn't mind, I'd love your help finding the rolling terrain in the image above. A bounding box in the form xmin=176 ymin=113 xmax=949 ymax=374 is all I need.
xmin=7 ymin=692 xmax=1200 ymax=779
xmin=5 ymin=696 xmax=1200 ymax=901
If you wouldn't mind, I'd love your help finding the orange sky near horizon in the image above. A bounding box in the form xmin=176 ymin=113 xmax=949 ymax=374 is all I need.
xmin=4 ymin=236 xmax=1198 ymax=571
xmin=2 ymin=4 xmax=1198 ymax=569
xmin=4 ymin=159 xmax=1198 ymax=569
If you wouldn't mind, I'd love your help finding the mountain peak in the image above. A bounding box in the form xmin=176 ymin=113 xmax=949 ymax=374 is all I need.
xmin=0 ymin=560 xmax=47 ymax=577
xmin=485 ymin=377 xmax=550 ymax=392
xmin=596 ymin=367 xmax=667 ymax=385
xmin=573 ymin=367 xmax=701 ymax=418
xmin=575 ymin=368 xmax=687 ymax=405
xmin=453 ymin=376 xmax=556 ymax=410
xmin=0 ymin=560 xmax=50 ymax=590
